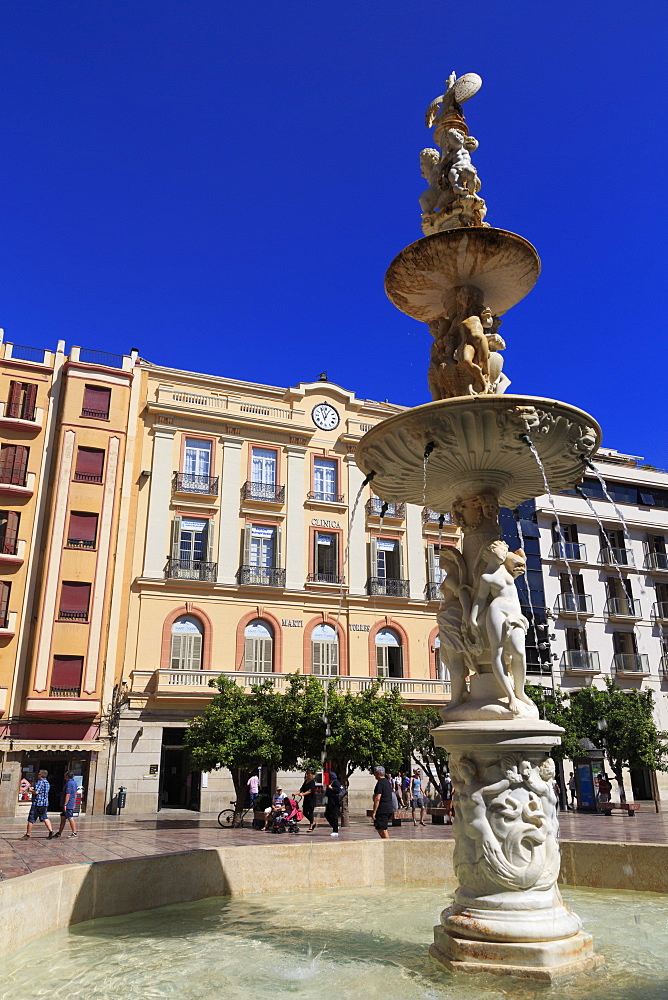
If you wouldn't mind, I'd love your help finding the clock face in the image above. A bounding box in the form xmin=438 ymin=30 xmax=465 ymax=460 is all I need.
xmin=312 ymin=403 xmax=340 ymax=431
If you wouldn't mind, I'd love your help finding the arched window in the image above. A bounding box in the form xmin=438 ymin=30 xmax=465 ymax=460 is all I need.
xmin=170 ymin=615 xmax=203 ymax=670
xmin=375 ymin=627 xmax=403 ymax=679
xmin=433 ymin=635 xmax=448 ymax=682
xmin=311 ymin=623 xmax=339 ymax=676
xmin=244 ymin=619 xmax=274 ymax=673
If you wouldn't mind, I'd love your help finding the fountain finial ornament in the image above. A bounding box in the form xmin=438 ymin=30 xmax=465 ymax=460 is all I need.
xmin=356 ymin=69 xmax=604 ymax=978
xmin=420 ymin=72 xmax=487 ymax=234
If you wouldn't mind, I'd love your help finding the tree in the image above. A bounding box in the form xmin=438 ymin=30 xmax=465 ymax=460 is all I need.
xmin=402 ymin=706 xmax=449 ymax=798
xmin=569 ymin=679 xmax=668 ymax=803
xmin=183 ymin=674 xmax=321 ymax=823
xmin=525 ymin=684 xmax=582 ymax=762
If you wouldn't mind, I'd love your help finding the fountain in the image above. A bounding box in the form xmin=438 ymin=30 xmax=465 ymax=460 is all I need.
xmin=356 ymin=71 xmax=604 ymax=980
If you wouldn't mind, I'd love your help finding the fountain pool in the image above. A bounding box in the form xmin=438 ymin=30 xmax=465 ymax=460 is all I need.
xmin=2 ymin=884 xmax=667 ymax=1000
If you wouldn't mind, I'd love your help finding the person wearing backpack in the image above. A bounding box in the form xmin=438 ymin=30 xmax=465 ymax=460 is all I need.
xmin=325 ymin=771 xmax=345 ymax=837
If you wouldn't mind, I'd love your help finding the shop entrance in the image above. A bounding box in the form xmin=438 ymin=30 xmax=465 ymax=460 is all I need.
xmin=21 ymin=755 xmax=89 ymax=813
xmin=158 ymin=728 xmax=200 ymax=810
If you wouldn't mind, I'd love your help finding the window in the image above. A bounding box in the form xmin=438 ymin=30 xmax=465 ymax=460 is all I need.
xmin=0 ymin=445 xmax=29 ymax=486
xmin=58 ymin=582 xmax=91 ymax=621
xmin=613 ymin=631 xmax=637 ymax=656
xmin=240 ymin=523 xmax=284 ymax=586
xmin=311 ymin=623 xmax=339 ymax=675
xmin=560 ymin=572 xmax=584 ymax=594
xmin=6 ymin=381 xmax=37 ymax=421
xmin=368 ymin=538 xmax=407 ymax=596
xmin=170 ymin=517 xmax=215 ymax=580
xmin=250 ymin=447 xmax=277 ymax=500
xmin=244 ymin=619 xmax=274 ymax=672
xmin=0 ymin=511 xmax=19 ymax=555
xmin=433 ymin=635 xmax=448 ymax=681
xmin=67 ymin=511 xmax=98 ymax=548
xmin=82 ymin=385 xmax=111 ymax=419
xmin=170 ymin=615 xmax=203 ymax=670
xmin=0 ymin=581 xmax=10 ymax=628
xmin=182 ymin=438 xmax=213 ymax=492
xmin=50 ymin=656 xmax=83 ymax=697
xmin=313 ymin=531 xmax=339 ymax=583
xmin=375 ymin=627 xmax=403 ymax=678
xmin=605 ymin=575 xmax=634 ymax=611
xmin=74 ymin=447 xmax=105 ymax=483
xmin=552 ymin=522 xmax=578 ymax=544
xmin=426 ymin=543 xmax=449 ymax=599
xmin=313 ymin=458 xmax=338 ymax=501
xmin=566 ymin=628 xmax=588 ymax=651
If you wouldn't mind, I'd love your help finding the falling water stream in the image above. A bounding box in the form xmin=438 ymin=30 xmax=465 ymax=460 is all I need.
xmin=585 ymin=462 xmax=648 ymax=600
xmin=513 ymin=509 xmax=541 ymax=666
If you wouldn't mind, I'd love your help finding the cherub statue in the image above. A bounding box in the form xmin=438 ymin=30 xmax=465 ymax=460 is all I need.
xmin=481 ymin=308 xmax=511 ymax=394
xmin=442 ymin=128 xmax=481 ymax=197
xmin=419 ymin=148 xmax=445 ymax=216
xmin=437 ymin=548 xmax=484 ymax=708
xmin=454 ymin=313 xmax=490 ymax=393
xmin=470 ymin=540 xmax=535 ymax=716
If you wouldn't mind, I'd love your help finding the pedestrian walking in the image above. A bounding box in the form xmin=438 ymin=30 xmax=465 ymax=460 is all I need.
xmin=325 ymin=771 xmax=344 ymax=837
xmin=597 ymin=773 xmax=612 ymax=803
xmin=247 ymin=770 xmax=260 ymax=808
xmin=568 ymin=771 xmax=576 ymax=810
xmin=52 ymin=770 xmax=78 ymax=838
xmin=298 ymin=769 xmax=317 ymax=832
xmin=410 ymin=768 xmax=427 ymax=826
xmin=23 ymin=769 xmax=54 ymax=840
xmin=371 ymin=765 xmax=394 ymax=840
xmin=401 ymin=771 xmax=410 ymax=808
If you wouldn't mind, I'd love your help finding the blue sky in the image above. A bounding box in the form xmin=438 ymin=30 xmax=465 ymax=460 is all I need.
xmin=1 ymin=2 xmax=666 ymax=465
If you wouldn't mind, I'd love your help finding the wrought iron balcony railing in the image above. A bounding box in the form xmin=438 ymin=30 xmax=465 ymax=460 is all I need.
xmin=306 ymin=572 xmax=345 ymax=585
xmin=172 ymin=472 xmax=219 ymax=495
xmin=81 ymin=406 xmax=109 ymax=419
xmin=422 ymin=508 xmax=455 ymax=525
xmin=66 ymin=538 xmax=96 ymax=549
xmin=548 ymin=542 xmax=587 ymax=562
xmin=167 ymin=558 xmax=217 ymax=582
xmin=73 ymin=472 xmax=103 ymax=483
xmin=241 ymin=481 xmax=285 ymax=503
xmin=598 ymin=547 xmax=634 ymax=567
xmin=560 ymin=650 xmax=601 ymax=673
xmin=366 ymin=498 xmax=405 ymax=518
xmin=367 ymin=577 xmax=410 ymax=598
xmin=57 ymin=610 xmax=89 ymax=622
xmin=645 ymin=551 xmax=668 ymax=571
xmin=604 ymin=597 xmax=642 ymax=619
xmin=307 ymin=491 xmax=345 ymax=503
xmin=652 ymin=602 xmax=668 ymax=622
xmin=237 ymin=565 xmax=286 ymax=588
xmin=49 ymin=686 xmax=82 ymax=698
xmin=612 ymin=653 xmax=650 ymax=675
xmin=554 ymin=593 xmax=593 ymax=615
xmin=426 ymin=581 xmax=442 ymax=601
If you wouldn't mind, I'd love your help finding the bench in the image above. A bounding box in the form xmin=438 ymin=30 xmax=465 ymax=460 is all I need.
xmin=426 ymin=806 xmax=453 ymax=825
xmin=596 ymin=802 xmax=640 ymax=817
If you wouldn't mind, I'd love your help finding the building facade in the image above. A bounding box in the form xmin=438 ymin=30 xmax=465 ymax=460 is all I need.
xmin=0 ymin=337 xmax=139 ymax=817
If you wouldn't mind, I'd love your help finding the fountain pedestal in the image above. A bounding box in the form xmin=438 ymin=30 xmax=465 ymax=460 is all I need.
xmin=429 ymin=721 xmax=604 ymax=980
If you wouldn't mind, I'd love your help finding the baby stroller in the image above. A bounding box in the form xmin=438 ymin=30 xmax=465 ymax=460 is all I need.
xmin=272 ymin=797 xmax=303 ymax=834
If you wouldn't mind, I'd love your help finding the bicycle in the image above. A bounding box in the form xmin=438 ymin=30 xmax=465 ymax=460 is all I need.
xmin=217 ymin=800 xmax=263 ymax=829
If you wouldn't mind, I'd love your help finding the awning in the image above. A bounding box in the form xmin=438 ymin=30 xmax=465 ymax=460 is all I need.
xmin=2 ymin=740 xmax=105 ymax=752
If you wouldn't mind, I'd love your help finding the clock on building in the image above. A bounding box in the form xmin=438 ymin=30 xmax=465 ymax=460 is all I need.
xmin=312 ymin=403 xmax=340 ymax=430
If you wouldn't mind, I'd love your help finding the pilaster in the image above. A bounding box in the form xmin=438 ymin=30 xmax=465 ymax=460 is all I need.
xmin=406 ymin=501 xmax=426 ymax=599
xmin=285 ymin=445 xmax=307 ymax=590
xmin=217 ymin=436 xmax=243 ymax=584
xmin=345 ymin=456 xmax=366 ymax=596
xmin=142 ymin=427 xmax=176 ymax=578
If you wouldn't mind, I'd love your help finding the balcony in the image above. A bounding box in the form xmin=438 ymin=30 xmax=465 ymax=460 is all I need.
xmin=73 ymin=472 xmax=103 ymax=484
xmin=237 ymin=565 xmax=286 ymax=588
xmin=426 ymin=581 xmax=442 ymax=601
xmin=652 ymin=602 xmax=668 ymax=623
xmin=560 ymin=650 xmax=601 ymax=675
xmin=49 ymin=686 xmax=82 ymax=698
xmin=57 ymin=610 xmax=89 ymax=622
xmin=241 ymin=481 xmax=285 ymax=504
xmin=598 ymin=547 xmax=634 ymax=568
xmin=306 ymin=572 xmax=345 ymax=585
xmin=553 ymin=593 xmax=594 ymax=616
xmin=0 ymin=611 xmax=17 ymax=637
xmin=422 ymin=509 xmax=455 ymax=526
xmin=167 ymin=558 xmax=217 ymax=583
xmin=81 ymin=407 xmax=109 ymax=419
xmin=0 ymin=538 xmax=25 ymax=567
xmin=172 ymin=472 xmax=219 ymax=496
xmin=661 ymin=656 xmax=668 ymax=680
xmin=548 ymin=542 xmax=587 ymax=562
xmin=307 ymin=491 xmax=345 ymax=504
xmin=367 ymin=577 xmax=410 ymax=598
xmin=645 ymin=551 xmax=668 ymax=572
xmin=604 ymin=597 xmax=642 ymax=620
xmin=0 ymin=403 xmax=43 ymax=432
xmin=132 ymin=668 xmax=452 ymax=704
xmin=0 ymin=471 xmax=35 ymax=498
xmin=612 ymin=653 xmax=650 ymax=677
xmin=366 ymin=498 xmax=405 ymax=519
xmin=66 ymin=538 xmax=96 ymax=550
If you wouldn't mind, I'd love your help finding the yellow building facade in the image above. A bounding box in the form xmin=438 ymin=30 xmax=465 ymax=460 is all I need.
xmin=117 ymin=363 xmax=458 ymax=814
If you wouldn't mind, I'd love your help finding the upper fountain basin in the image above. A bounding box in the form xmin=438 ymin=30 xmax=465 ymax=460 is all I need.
xmin=385 ymin=228 xmax=540 ymax=321
xmin=355 ymin=395 xmax=602 ymax=510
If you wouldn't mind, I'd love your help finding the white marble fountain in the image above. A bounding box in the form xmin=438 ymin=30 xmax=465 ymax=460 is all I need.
xmin=356 ymin=72 xmax=604 ymax=981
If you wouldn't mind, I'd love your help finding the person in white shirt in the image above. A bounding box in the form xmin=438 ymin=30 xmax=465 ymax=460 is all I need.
xmin=247 ymin=771 xmax=260 ymax=808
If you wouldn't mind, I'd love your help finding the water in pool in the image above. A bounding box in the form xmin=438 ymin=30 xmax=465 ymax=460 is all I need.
xmin=2 ymin=885 xmax=667 ymax=1000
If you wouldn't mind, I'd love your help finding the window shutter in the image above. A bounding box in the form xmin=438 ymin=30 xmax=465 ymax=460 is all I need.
xmin=2 ymin=511 xmax=19 ymax=553
xmin=275 ymin=526 xmax=283 ymax=569
xmin=50 ymin=656 xmax=83 ymax=691
xmin=7 ymin=381 xmax=22 ymax=418
xmin=171 ymin=634 xmax=184 ymax=669
xmin=370 ymin=537 xmax=378 ymax=577
xmin=23 ymin=383 xmax=37 ymax=420
xmin=205 ymin=521 xmax=214 ymax=564
xmin=75 ymin=448 xmax=104 ymax=479
xmin=190 ymin=633 xmax=203 ymax=670
xmin=0 ymin=581 xmax=10 ymax=622
xmin=243 ymin=524 xmax=252 ymax=566
xmin=261 ymin=637 xmax=273 ymax=672
xmin=376 ymin=644 xmax=386 ymax=676
xmin=0 ymin=447 xmax=13 ymax=480
xmin=83 ymin=386 xmax=111 ymax=417
xmin=427 ymin=544 xmax=435 ymax=583
xmin=312 ymin=640 xmax=321 ymax=675
xmin=68 ymin=512 xmax=98 ymax=543
xmin=397 ymin=541 xmax=404 ymax=579
xmin=330 ymin=638 xmax=339 ymax=675
xmin=59 ymin=582 xmax=91 ymax=614
xmin=244 ymin=637 xmax=254 ymax=670
xmin=171 ymin=516 xmax=182 ymax=562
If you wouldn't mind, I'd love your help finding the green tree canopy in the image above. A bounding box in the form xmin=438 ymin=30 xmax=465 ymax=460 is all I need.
xmin=402 ymin=705 xmax=449 ymax=797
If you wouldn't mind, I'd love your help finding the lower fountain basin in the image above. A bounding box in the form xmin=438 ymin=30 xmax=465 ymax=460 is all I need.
xmin=355 ymin=394 xmax=602 ymax=510
xmin=3 ymin=883 xmax=667 ymax=999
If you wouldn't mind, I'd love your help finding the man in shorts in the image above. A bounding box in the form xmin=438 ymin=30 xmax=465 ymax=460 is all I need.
xmin=53 ymin=770 xmax=78 ymax=838
xmin=23 ymin=769 xmax=55 ymax=840
xmin=371 ymin=765 xmax=394 ymax=840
